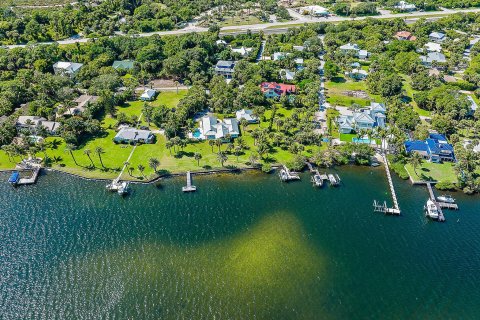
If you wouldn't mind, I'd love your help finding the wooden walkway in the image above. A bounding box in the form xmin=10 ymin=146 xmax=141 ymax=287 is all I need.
xmin=373 ymin=153 xmax=400 ymax=215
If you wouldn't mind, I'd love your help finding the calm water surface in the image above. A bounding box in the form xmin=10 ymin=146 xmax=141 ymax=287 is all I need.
xmin=0 ymin=167 xmax=479 ymax=319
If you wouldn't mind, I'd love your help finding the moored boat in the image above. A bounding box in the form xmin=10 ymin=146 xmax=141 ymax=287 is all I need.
xmin=437 ymin=195 xmax=455 ymax=204
xmin=8 ymin=171 xmax=20 ymax=185
xmin=425 ymin=199 xmax=439 ymax=220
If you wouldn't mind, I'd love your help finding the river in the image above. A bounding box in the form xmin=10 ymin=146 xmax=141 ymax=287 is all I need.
xmin=1 ymin=167 xmax=479 ymax=319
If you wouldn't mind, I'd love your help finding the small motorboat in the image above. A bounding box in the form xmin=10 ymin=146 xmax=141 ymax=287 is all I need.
xmin=437 ymin=195 xmax=455 ymax=204
xmin=8 ymin=171 xmax=20 ymax=185
xmin=425 ymin=199 xmax=439 ymax=220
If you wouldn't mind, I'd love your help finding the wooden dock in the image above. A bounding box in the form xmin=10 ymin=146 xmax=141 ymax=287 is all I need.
xmin=373 ymin=153 xmax=400 ymax=215
xmin=182 ymin=171 xmax=197 ymax=192
xmin=279 ymin=165 xmax=300 ymax=182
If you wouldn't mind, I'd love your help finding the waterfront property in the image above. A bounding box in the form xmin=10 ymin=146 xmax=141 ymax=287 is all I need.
xmin=235 ymin=109 xmax=258 ymax=123
xmin=214 ymin=60 xmax=236 ymax=78
xmin=337 ymin=103 xmax=386 ymax=134
xmin=16 ymin=116 xmax=61 ymax=135
xmin=53 ymin=61 xmax=83 ymax=78
xmin=404 ymin=133 xmax=456 ymax=163
xmin=193 ymin=115 xmax=240 ymax=141
xmin=113 ymin=127 xmax=155 ymax=144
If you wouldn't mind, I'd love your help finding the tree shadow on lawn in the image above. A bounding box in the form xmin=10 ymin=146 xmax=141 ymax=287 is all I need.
xmin=331 ymin=77 xmax=347 ymax=83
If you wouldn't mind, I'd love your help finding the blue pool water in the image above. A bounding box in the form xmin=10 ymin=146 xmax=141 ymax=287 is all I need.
xmin=192 ymin=129 xmax=201 ymax=138
xmin=352 ymin=138 xmax=372 ymax=144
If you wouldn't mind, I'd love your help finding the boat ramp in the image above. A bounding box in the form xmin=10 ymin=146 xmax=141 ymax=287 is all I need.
xmin=182 ymin=171 xmax=197 ymax=192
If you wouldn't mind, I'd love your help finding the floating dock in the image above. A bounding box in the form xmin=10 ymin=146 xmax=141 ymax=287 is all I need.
xmin=17 ymin=168 xmax=41 ymax=185
xmin=279 ymin=165 xmax=300 ymax=182
xmin=182 ymin=171 xmax=197 ymax=192
xmin=373 ymin=153 xmax=401 ymax=215
xmin=327 ymin=173 xmax=340 ymax=186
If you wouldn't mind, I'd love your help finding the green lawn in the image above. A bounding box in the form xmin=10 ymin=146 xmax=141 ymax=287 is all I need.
xmin=401 ymin=75 xmax=431 ymax=117
xmin=340 ymin=133 xmax=356 ymax=142
xmin=405 ymin=162 xmax=458 ymax=183
xmin=326 ymin=77 xmax=381 ymax=107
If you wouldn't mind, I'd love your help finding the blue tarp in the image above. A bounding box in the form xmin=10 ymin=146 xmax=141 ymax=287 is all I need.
xmin=8 ymin=171 xmax=19 ymax=183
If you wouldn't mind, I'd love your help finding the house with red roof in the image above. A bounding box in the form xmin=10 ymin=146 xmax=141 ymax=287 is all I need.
xmin=394 ymin=31 xmax=416 ymax=41
xmin=260 ymin=82 xmax=296 ymax=99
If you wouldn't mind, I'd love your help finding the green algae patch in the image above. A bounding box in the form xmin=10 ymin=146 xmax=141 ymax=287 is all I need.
xmin=48 ymin=212 xmax=329 ymax=319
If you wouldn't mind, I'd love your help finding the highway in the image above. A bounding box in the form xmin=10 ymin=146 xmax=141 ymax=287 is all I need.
xmin=5 ymin=7 xmax=480 ymax=48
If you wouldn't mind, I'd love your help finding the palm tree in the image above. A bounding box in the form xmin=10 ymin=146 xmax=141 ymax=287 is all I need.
xmin=226 ymin=143 xmax=234 ymax=154
xmin=179 ymin=139 xmax=187 ymax=151
xmin=138 ymin=164 xmax=146 ymax=178
xmin=234 ymin=145 xmax=242 ymax=161
xmin=149 ymin=157 xmax=160 ymax=173
xmin=249 ymin=153 xmax=259 ymax=167
xmin=95 ymin=146 xmax=105 ymax=168
xmin=208 ymin=139 xmax=215 ymax=152
xmin=194 ymin=152 xmax=202 ymax=166
xmin=83 ymin=149 xmax=94 ymax=167
xmin=240 ymin=118 xmax=249 ymax=133
xmin=409 ymin=152 xmax=423 ymax=177
xmin=217 ymin=152 xmax=227 ymax=167
xmin=215 ymin=139 xmax=223 ymax=152
xmin=165 ymin=140 xmax=174 ymax=155
xmin=65 ymin=144 xmax=78 ymax=166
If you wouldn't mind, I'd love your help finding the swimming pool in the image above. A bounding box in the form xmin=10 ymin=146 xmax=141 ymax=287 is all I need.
xmin=352 ymin=138 xmax=372 ymax=144
xmin=192 ymin=129 xmax=202 ymax=138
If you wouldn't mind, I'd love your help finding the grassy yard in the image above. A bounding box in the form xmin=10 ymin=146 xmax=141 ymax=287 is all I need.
xmin=405 ymin=162 xmax=458 ymax=183
xmin=401 ymin=75 xmax=431 ymax=117
xmin=219 ymin=15 xmax=263 ymax=27
xmin=326 ymin=77 xmax=381 ymax=107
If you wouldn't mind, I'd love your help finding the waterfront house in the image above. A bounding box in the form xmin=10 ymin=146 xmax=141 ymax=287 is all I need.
xmin=53 ymin=61 xmax=83 ymax=78
xmin=405 ymin=133 xmax=455 ymax=163
xmin=337 ymin=103 xmax=386 ymax=134
xmin=114 ymin=127 xmax=155 ymax=144
xmin=260 ymin=82 xmax=296 ymax=99
xmin=196 ymin=116 xmax=240 ymax=141
xmin=394 ymin=31 xmax=416 ymax=41
xmin=112 ymin=60 xmax=135 ymax=71
xmin=140 ymin=89 xmax=157 ymax=101
xmin=346 ymin=69 xmax=368 ymax=80
xmin=16 ymin=116 xmax=61 ymax=135
xmin=394 ymin=1 xmax=416 ymax=12
xmin=429 ymin=32 xmax=446 ymax=43
xmin=214 ymin=60 xmax=236 ymax=78
xmin=420 ymin=52 xmax=446 ymax=67
xmin=236 ymin=109 xmax=258 ymax=123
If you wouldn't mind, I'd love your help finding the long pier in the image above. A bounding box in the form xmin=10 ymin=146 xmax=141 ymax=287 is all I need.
xmin=373 ymin=153 xmax=400 ymax=215
xmin=182 ymin=171 xmax=197 ymax=192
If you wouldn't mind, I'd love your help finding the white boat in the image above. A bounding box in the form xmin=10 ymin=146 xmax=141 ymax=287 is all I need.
xmin=437 ymin=195 xmax=455 ymax=204
xmin=312 ymin=174 xmax=323 ymax=187
xmin=117 ymin=182 xmax=129 ymax=195
xmin=425 ymin=199 xmax=439 ymax=220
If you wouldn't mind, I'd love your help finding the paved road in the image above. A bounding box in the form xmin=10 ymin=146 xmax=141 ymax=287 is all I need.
xmin=5 ymin=7 xmax=480 ymax=49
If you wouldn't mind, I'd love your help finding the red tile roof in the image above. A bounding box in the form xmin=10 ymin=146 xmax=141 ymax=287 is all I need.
xmin=260 ymin=82 xmax=296 ymax=95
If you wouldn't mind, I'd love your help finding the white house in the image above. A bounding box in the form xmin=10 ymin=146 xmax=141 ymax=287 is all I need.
xmin=429 ymin=32 xmax=446 ymax=43
xmin=114 ymin=127 xmax=155 ymax=144
xmin=425 ymin=42 xmax=442 ymax=53
xmin=301 ymin=5 xmax=329 ymax=17
xmin=16 ymin=116 xmax=62 ymax=134
xmin=346 ymin=69 xmax=368 ymax=80
xmin=236 ymin=109 xmax=258 ymax=123
xmin=53 ymin=61 xmax=83 ymax=78
xmin=420 ymin=52 xmax=447 ymax=67
xmin=394 ymin=1 xmax=416 ymax=11
xmin=231 ymin=46 xmax=253 ymax=57
xmin=140 ymin=89 xmax=157 ymax=101
xmin=339 ymin=43 xmax=360 ymax=55
xmin=194 ymin=116 xmax=240 ymax=141
xmin=358 ymin=50 xmax=369 ymax=60
xmin=280 ymin=69 xmax=296 ymax=81
xmin=337 ymin=103 xmax=386 ymax=134
xmin=216 ymin=39 xmax=227 ymax=46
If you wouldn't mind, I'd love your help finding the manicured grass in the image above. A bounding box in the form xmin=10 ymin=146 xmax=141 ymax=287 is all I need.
xmin=0 ymin=151 xmax=16 ymax=170
xmin=340 ymin=133 xmax=356 ymax=142
xmin=405 ymin=162 xmax=458 ymax=183
xmin=401 ymin=75 xmax=431 ymax=117
xmin=220 ymin=15 xmax=263 ymax=27
xmin=326 ymin=77 xmax=381 ymax=107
